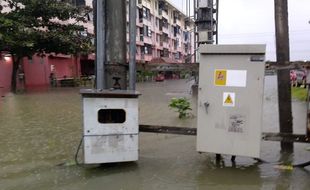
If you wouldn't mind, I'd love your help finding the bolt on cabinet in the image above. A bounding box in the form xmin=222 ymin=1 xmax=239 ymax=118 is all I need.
xmin=197 ymin=44 xmax=266 ymax=158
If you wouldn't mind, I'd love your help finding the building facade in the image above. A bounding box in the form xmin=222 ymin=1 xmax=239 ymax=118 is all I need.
xmin=0 ymin=0 xmax=194 ymax=92
xmin=130 ymin=0 xmax=194 ymax=63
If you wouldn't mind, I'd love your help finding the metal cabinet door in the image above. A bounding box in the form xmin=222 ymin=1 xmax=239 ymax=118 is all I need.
xmin=197 ymin=45 xmax=265 ymax=158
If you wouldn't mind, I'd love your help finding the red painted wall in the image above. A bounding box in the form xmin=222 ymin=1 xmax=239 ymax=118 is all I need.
xmin=23 ymin=56 xmax=50 ymax=87
xmin=1 ymin=54 xmax=82 ymax=91
xmin=48 ymin=57 xmax=76 ymax=78
xmin=0 ymin=56 xmax=13 ymax=94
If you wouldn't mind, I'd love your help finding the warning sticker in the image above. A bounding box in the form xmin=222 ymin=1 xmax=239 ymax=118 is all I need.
xmin=223 ymin=92 xmax=235 ymax=107
xmin=214 ymin=70 xmax=227 ymax=86
xmin=214 ymin=70 xmax=247 ymax=87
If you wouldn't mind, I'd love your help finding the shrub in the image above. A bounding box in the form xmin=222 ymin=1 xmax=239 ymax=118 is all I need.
xmin=169 ymin=97 xmax=192 ymax=119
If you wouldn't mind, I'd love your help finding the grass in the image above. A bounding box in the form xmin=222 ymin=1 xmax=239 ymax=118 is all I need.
xmin=291 ymin=87 xmax=308 ymax=101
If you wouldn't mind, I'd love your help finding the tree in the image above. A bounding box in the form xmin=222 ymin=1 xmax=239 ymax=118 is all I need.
xmin=0 ymin=0 xmax=93 ymax=92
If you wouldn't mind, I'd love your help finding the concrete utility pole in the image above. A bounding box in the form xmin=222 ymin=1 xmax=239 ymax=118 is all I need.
xmin=94 ymin=0 xmax=127 ymax=90
xmin=105 ymin=0 xmax=127 ymax=90
xmin=274 ymin=0 xmax=293 ymax=152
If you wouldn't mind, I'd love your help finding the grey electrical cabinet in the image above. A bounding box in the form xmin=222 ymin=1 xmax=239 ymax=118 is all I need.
xmin=197 ymin=44 xmax=266 ymax=158
xmin=80 ymin=89 xmax=140 ymax=164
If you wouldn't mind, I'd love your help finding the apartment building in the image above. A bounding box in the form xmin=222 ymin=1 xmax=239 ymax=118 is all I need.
xmin=132 ymin=0 xmax=194 ymax=63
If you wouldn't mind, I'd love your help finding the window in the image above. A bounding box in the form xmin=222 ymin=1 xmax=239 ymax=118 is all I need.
xmin=143 ymin=7 xmax=147 ymax=18
xmin=142 ymin=44 xmax=153 ymax=55
xmin=142 ymin=6 xmax=151 ymax=21
xmin=162 ymin=33 xmax=169 ymax=43
xmin=143 ymin=25 xmax=152 ymax=37
xmin=143 ymin=25 xmax=148 ymax=36
xmin=174 ymin=52 xmax=180 ymax=60
xmin=87 ymin=12 xmax=93 ymax=22
xmin=162 ymin=48 xmax=169 ymax=57
xmin=184 ymin=32 xmax=189 ymax=41
xmin=156 ymin=34 xmax=160 ymax=42
xmin=148 ymin=28 xmax=152 ymax=37
xmin=98 ymin=109 xmax=126 ymax=124
xmin=161 ymin=18 xmax=168 ymax=28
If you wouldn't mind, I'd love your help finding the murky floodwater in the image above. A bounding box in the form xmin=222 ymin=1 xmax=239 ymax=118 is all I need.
xmin=0 ymin=76 xmax=309 ymax=190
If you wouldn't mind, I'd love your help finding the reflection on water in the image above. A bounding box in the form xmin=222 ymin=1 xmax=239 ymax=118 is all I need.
xmin=0 ymin=77 xmax=309 ymax=190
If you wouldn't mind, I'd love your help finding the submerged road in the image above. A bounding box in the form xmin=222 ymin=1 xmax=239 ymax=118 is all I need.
xmin=0 ymin=76 xmax=309 ymax=190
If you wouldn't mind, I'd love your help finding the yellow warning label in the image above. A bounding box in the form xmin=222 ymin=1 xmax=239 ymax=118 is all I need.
xmin=223 ymin=92 xmax=235 ymax=107
xmin=214 ymin=70 xmax=227 ymax=86
xmin=224 ymin=95 xmax=233 ymax=104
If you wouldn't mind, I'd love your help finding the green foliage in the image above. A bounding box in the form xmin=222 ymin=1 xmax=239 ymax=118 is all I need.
xmin=169 ymin=97 xmax=192 ymax=119
xmin=136 ymin=70 xmax=155 ymax=82
xmin=291 ymin=87 xmax=307 ymax=101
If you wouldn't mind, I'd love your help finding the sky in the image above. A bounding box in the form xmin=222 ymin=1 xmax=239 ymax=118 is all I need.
xmin=170 ymin=0 xmax=310 ymax=61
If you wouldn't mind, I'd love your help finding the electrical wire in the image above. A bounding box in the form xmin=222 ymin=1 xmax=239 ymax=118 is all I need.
xmin=74 ymin=136 xmax=84 ymax=166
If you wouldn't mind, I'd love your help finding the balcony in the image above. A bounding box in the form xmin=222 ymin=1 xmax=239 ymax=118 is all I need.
xmin=162 ymin=27 xmax=169 ymax=34
xmin=155 ymin=26 xmax=162 ymax=34
xmin=136 ymin=38 xmax=144 ymax=46
xmin=144 ymin=54 xmax=153 ymax=62
xmin=155 ymin=43 xmax=163 ymax=50
xmin=161 ymin=10 xmax=169 ymax=20
xmin=136 ymin=53 xmax=142 ymax=62
xmin=175 ymin=19 xmax=182 ymax=27
xmin=142 ymin=18 xmax=152 ymax=27
xmin=137 ymin=0 xmax=142 ymax=8
xmin=163 ymin=41 xmax=169 ymax=49
xmin=136 ymin=18 xmax=143 ymax=27
xmin=143 ymin=36 xmax=153 ymax=45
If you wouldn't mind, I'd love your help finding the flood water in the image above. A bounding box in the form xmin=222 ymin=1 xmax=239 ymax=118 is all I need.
xmin=0 ymin=76 xmax=309 ymax=190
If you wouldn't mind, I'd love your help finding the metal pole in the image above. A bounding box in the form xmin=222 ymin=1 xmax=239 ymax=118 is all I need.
xmin=210 ymin=0 xmax=214 ymax=43
xmin=216 ymin=0 xmax=219 ymax=44
xmin=188 ymin=0 xmax=191 ymax=63
xmin=105 ymin=0 xmax=127 ymax=90
xmin=194 ymin=0 xmax=197 ymax=63
xmin=129 ymin=0 xmax=137 ymax=90
xmin=307 ymin=87 xmax=310 ymax=137
xmin=274 ymin=0 xmax=293 ymax=152
xmin=186 ymin=0 xmax=188 ymax=16
xmin=95 ymin=0 xmax=106 ymax=89
xmin=188 ymin=0 xmax=190 ymax=17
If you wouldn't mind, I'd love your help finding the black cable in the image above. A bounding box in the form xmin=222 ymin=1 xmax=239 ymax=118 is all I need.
xmin=293 ymin=161 xmax=310 ymax=168
xmin=75 ymin=136 xmax=84 ymax=166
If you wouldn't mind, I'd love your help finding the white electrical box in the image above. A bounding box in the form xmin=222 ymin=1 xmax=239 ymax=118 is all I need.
xmin=80 ymin=89 xmax=140 ymax=164
xmin=198 ymin=0 xmax=209 ymax=8
xmin=198 ymin=31 xmax=209 ymax=43
xmin=197 ymin=44 xmax=266 ymax=158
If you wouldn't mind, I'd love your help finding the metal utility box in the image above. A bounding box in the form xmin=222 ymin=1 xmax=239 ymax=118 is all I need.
xmin=197 ymin=44 xmax=266 ymax=158
xmin=80 ymin=89 xmax=140 ymax=164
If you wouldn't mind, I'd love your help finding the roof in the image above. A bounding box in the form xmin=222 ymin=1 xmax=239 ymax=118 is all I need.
xmin=149 ymin=57 xmax=180 ymax=64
